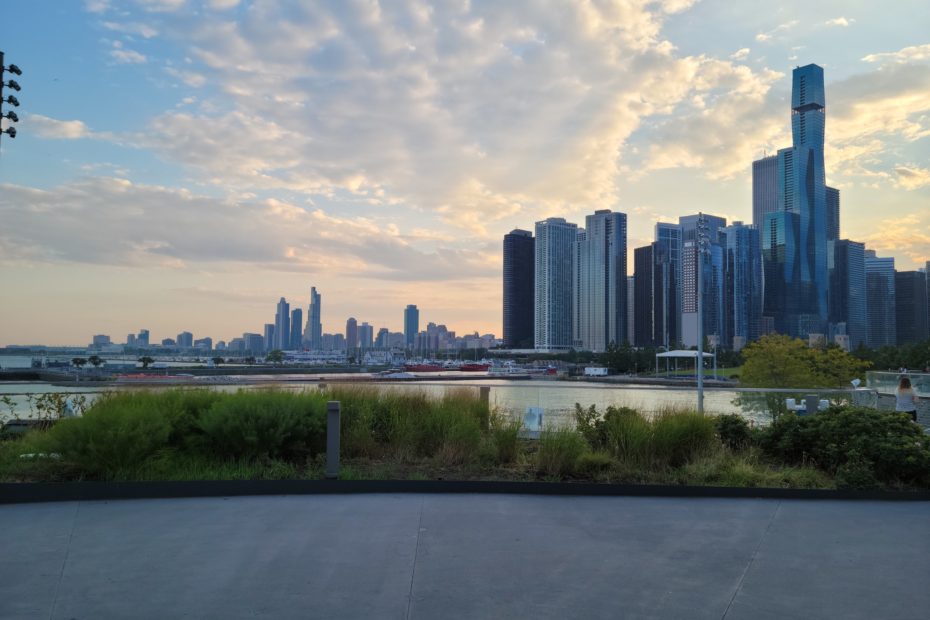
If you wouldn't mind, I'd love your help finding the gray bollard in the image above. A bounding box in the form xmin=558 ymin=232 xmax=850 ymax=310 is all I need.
xmin=325 ymin=400 xmax=341 ymax=479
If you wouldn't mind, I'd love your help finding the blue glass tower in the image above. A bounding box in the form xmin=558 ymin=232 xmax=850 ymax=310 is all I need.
xmin=723 ymin=223 xmax=762 ymax=350
xmin=764 ymin=64 xmax=831 ymax=338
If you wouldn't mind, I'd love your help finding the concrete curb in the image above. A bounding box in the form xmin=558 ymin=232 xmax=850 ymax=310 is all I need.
xmin=2 ymin=479 xmax=929 ymax=504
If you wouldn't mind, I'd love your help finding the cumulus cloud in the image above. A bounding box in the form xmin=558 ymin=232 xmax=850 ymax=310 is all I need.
xmin=102 ymin=21 xmax=159 ymax=38
xmin=110 ymin=41 xmax=147 ymax=64
xmin=859 ymin=213 xmax=930 ymax=265
xmin=0 ymin=177 xmax=495 ymax=282
xmin=27 ymin=115 xmax=96 ymax=139
xmin=862 ymin=43 xmax=930 ymax=64
xmin=730 ymin=48 xmax=750 ymax=61
xmin=825 ymin=17 xmax=854 ymax=27
xmin=755 ymin=21 xmax=798 ymax=43
xmin=895 ymin=165 xmax=930 ymax=190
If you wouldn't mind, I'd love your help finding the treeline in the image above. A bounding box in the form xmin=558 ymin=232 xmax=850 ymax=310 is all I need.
xmin=853 ymin=340 xmax=930 ymax=373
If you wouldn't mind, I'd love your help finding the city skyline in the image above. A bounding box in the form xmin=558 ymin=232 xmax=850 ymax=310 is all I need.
xmin=2 ymin=2 xmax=930 ymax=346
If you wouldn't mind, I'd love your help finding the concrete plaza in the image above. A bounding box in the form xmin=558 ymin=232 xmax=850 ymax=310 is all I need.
xmin=2 ymin=494 xmax=928 ymax=619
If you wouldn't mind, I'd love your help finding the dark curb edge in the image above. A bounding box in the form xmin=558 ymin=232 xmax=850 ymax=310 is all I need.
xmin=2 ymin=480 xmax=929 ymax=504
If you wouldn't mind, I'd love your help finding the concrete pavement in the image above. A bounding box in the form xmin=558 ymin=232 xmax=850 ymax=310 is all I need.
xmin=2 ymin=494 xmax=928 ymax=619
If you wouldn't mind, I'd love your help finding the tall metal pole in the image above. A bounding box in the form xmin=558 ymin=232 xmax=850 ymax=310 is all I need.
xmin=697 ymin=212 xmax=706 ymax=415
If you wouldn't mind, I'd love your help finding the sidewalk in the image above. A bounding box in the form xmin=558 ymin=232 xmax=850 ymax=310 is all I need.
xmin=2 ymin=494 xmax=928 ymax=619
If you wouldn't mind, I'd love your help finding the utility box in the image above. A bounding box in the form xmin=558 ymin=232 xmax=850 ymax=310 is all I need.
xmin=584 ymin=367 xmax=608 ymax=377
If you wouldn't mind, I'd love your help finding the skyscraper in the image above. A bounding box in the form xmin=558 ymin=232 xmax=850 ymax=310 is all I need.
xmin=290 ymin=308 xmax=303 ymax=350
xmin=503 ymin=229 xmax=535 ymax=348
xmin=358 ymin=322 xmax=374 ymax=351
xmin=305 ymin=287 xmax=322 ymax=350
xmin=864 ymin=252 xmax=896 ymax=349
xmin=752 ymin=155 xmax=777 ymax=231
xmin=654 ymin=222 xmax=682 ymax=348
xmin=633 ymin=245 xmax=655 ymax=348
xmin=722 ymin=223 xmax=762 ymax=350
xmin=274 ymin=297 xmax=290 ymax=350
xmin=404 ymin=305 xmax=419 ymax=349
xmin=895 ymin=271 xmax=929 ymax=346
xmin=176 ymin=331 xmax=193 ymax=348
xmin=764 ymin=64 xmax=831 ymax=338
xmin=680 ymin=214 xmax=726 ymax=348
xmin=626 ymin=275 xmax=635 ymax=345
xmin=345 ymin=317 xmax=358 ymax=353
xmin=263 ymin=323 xmax=275 ymax=352
xmin=826 ymin=186 xmax=840 ymax=242
xmin=535 ymin=217 xmax=577 ymax=351
xmin=830 ymin=240 xmax=867 ymax=350
xmin=573 ymin=210 xmax=627 ymax=352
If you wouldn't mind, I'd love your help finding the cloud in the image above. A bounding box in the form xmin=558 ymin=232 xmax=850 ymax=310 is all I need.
xmin=206 ymin=0 xmax=239 ymax=9
xmin=27 ymin=115 xmax=95 ymax=139
xmin=862 ymin=43 xmax=930 ymax=64
xmin=730 ymin=48 xmax=750 ymax=61
xmin=102 ymin=21 xmax=159 ymax=38
xmin=825 ymin=17 xmax=854 ymax=27
xmin=0 ymin=177 xmax=496 ymax=282
xmin=895 ymin=165 xmax=930 ymax=190
xmin=110 ymin=41 xmax=147 ymax=64
xmin=859 ymin=213 xmax=930 ymax=265
xmin=754 ymin=21 xmax=798 ymax=43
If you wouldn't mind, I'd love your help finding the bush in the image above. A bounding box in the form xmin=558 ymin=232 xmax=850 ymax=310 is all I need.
xmin=576 ymin=451 xmax=616 ymax=477
xmin=199 ymin=390 xmax=326 ymax=460
xmin=756 ymin=406 xmax=930 ymax=486
xmin=488 ymin=412 xmax=522 ymax=464
xmin=537 ymin=428 xmax=587 ymax=477
xmin=48 ymin=392 xmax=172 ymax=477
xmin=652 ymin=411 xmax=717 ymax=467
xmin=602 ymin=406 xmax=653 ymax=466
xmin=715 ymin=414 xmax=752 ymax=451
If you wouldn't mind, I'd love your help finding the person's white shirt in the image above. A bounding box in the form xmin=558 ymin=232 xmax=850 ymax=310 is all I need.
xmin=895 ymin=388 xmax=918 ymax=411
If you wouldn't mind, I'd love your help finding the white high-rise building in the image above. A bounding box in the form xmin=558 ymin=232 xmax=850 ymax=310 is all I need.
xmin=535 ymin=218 xmax=578 ymax=351
xmin=573 ymin=210 xmax=627 ymax=352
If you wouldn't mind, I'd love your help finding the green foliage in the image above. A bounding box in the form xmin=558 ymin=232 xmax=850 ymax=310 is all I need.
xmin=47 ymin=393 xmax=172 ymax=477
xmin=677 ymin=449 xmax=833 ymax=489
xmin=576 ymin=451 xmax=616 ymax=477
xmin=537 ymin=428 xmax=588 ymax=477
xmin=741 ymin=335 xmax=870 ymax=390
xmin=198 ymin=390 xmax=326 ymax=460
xmin=651 ymin=411 xmax=717 ymax=467
xmin=71 ymin=357 xmax=87 ymax=368
xmin=714 ymin=414 xmax=752 ymax=451
xmin=265 ymin=349 xmax=285 ymax=364
xmin=87 ymin=355 xmax=103 ymax=368
xmin=756 ymin=407 xmax=930 ymax=486
xmin=138 ymin=356 xmax=154 ymax=369
xmin=488 ymin=412 xmax=522 ymax=464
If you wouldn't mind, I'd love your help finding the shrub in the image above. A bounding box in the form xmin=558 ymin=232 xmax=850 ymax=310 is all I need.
xmin=834 ymin=450 xmax=880 ymax=490
xmin=576 ymin=451 xmax=616 ymax=477
xmin=537 ymin=428 xmax=587 ymax=478
xmin=756 ymin=406 xmax=930 ymax=486
xmin=602 ymin=406 xmax=654 ymax=467
xmin=488 ymin=412 xmax=522 ymax=464
xmin=715 ymin=414 xmax=752 ymax=451
xmin=199 ymin=390 xmax=326 ymax=460
xmin=48 ymin=392 xmax=172 ymax=477
xmin=652 ymin=411 xmax=717 ymax=467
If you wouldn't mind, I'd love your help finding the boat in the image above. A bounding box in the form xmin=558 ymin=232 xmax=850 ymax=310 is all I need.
xmin=459 ymin=363 xmax=490 ymax=372
xmin=403 ymin=363 xmax=444 ymax=372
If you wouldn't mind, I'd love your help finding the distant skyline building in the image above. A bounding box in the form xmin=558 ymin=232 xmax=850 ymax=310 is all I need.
xmin=358 ymin=322 xmax=374 ymax=351
xmin=654 ymin=222 xmax=682 ymax=348
xmin=752 ymin=155 xmax=777 ymax=231
xmin=826 ymin=186 xmax=840 ymax=242
xmin=503 ymin=229 xmax=535 ymax=349
xmin=830 ymin=240 xmax=867 ymax=350
xmin=573 ymin=210 xmax=627 ymax=352
xmin=91 ymin=334 xmax=111 ymax=347
xmin=290 ymin=308 xmax=303 ymax=350
xmin=535 ymin=217 xmax=577 ymax=351
xmin=243 ymin=333 xmax=264 ymax=355
xmin=274 ymin=297 xmax=290 ymax=351
xmin=346 ymin=317 xmax=358 ymax=352
xmin=626 ymin=276 xmax=635 ymax=345
xmin=864 ymin=252 xmax=896 ymax=349
xmin=263 ymin=323 xmax=275 ymax=352
xmin=680 ymin=214 xmax=726 ymax=348
xmin=404 ymin=305 xmax=419 ymax=349
xmin=137 ymin=329 xmax=150 ymax=348
xmin=895 ymin=271 xmax=928 ymax=346
xmin=633 ymin=245 xmax=655 ymax=348
xmin=305 ymin=287 xmax=322 ymax=350
xmin=176 ymin=331 xmax=193 ymax=348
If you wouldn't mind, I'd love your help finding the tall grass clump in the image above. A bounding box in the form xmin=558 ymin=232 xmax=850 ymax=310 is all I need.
xmin=198 ymin=390 xmax=327 ymax=460
xmin=537 ymin=427 xmax=588 ymax=477
xmin=651 ymin=408 xmax=717 ymax=467
xmin=488 ymin=411 xmax=522 ymax=464
xmin=47 ymin=392 xmax=173 ymax=477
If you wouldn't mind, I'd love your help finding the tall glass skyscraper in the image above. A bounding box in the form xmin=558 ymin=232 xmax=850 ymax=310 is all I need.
xmin=752 ymin=155 xmax=777 ymax=231
xmin=723 ymin=223 xmax=762 ymax=350
xmin=574 ymin=210 xmax=627 ymax=352
xmin=764 ymin=64 xmax=831 ymax=338
xmin=894 ymin=271 xmax=928 ymax=346
xmin=503 ymin=230 xmax=535 ymax=348
xmin=274 ymin=297 xmax=290 ymax=350
xmin=655 ymin=222 xmax=682 ymax=348
xmin=864 ymin=253 xmax=896 ymax=348
xmin=535 ymin=217 xmax=577 ymax=351
xmin=830 ymin=240 xmax=867 ymax=349
xmin=679 ymin=214 xmax=726 ymax=348
xmin=403 ymin=305 xmax=419 ymax=349
xmin=305 ymin=287 xmax=322 ymax=350
xmin=290 ymin=308 xmax=303 ymax=350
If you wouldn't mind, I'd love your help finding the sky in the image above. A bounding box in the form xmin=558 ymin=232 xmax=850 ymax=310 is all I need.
xmin=1 ymin=0 xmax=929 ymax=347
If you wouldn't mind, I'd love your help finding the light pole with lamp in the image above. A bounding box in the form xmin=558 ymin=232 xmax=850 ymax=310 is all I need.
xmin=696 ymin=212 xmax=709 ymax=415
xmin=0 ymin=51 xmax=23 ymax=146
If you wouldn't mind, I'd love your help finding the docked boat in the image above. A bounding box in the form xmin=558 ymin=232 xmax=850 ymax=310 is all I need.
xmin=403 ymin=363 xmax=444 ymax=372
xmin=459 ymin=363 xmax=490 ymax=372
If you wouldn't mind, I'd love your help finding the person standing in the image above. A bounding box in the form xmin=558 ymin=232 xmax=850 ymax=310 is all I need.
xmin=895 ymin=376 xmax=919 ymax=423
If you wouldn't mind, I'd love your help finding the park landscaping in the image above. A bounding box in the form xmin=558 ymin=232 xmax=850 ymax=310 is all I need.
xmin=1 ymin=387 xmax=928 ymax=491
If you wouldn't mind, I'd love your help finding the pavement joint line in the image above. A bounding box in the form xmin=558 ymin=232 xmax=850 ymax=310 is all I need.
xmin=47 ymin=500 xmax=80 ymax=620
xmin=405 ymin=497 xmax=425 ymax=620
xmin=720 ymin=499 xmax=782 ymax=620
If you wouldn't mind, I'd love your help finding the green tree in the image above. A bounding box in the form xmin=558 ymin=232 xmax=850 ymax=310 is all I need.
xmin=211 ymin=356 xmax=224 ymax=366
xmin=138 ymin=356 xmax=155 ymax=369
xmin=71 ymin=357 xmax=87 ymax=369
xmin=87 ymin=355 xmax=103 ymax=368
xmin=244 ymin=356 xmax=256 ymax=365
xmin=265 ymin=349 xmax=285 ymax=365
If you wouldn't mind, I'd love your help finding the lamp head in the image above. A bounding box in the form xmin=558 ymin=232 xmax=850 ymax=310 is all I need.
xmin=5 ymin=79 xmax=20 ymax=91
xmin=7 ymin=64 xmax=22 ymax=76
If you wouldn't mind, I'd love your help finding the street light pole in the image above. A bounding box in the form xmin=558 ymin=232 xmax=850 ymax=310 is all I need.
xmin=0 ymin=51 xmax=24 ymax=148
xmin=696 ymin=212 xmax=708 ymax=415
